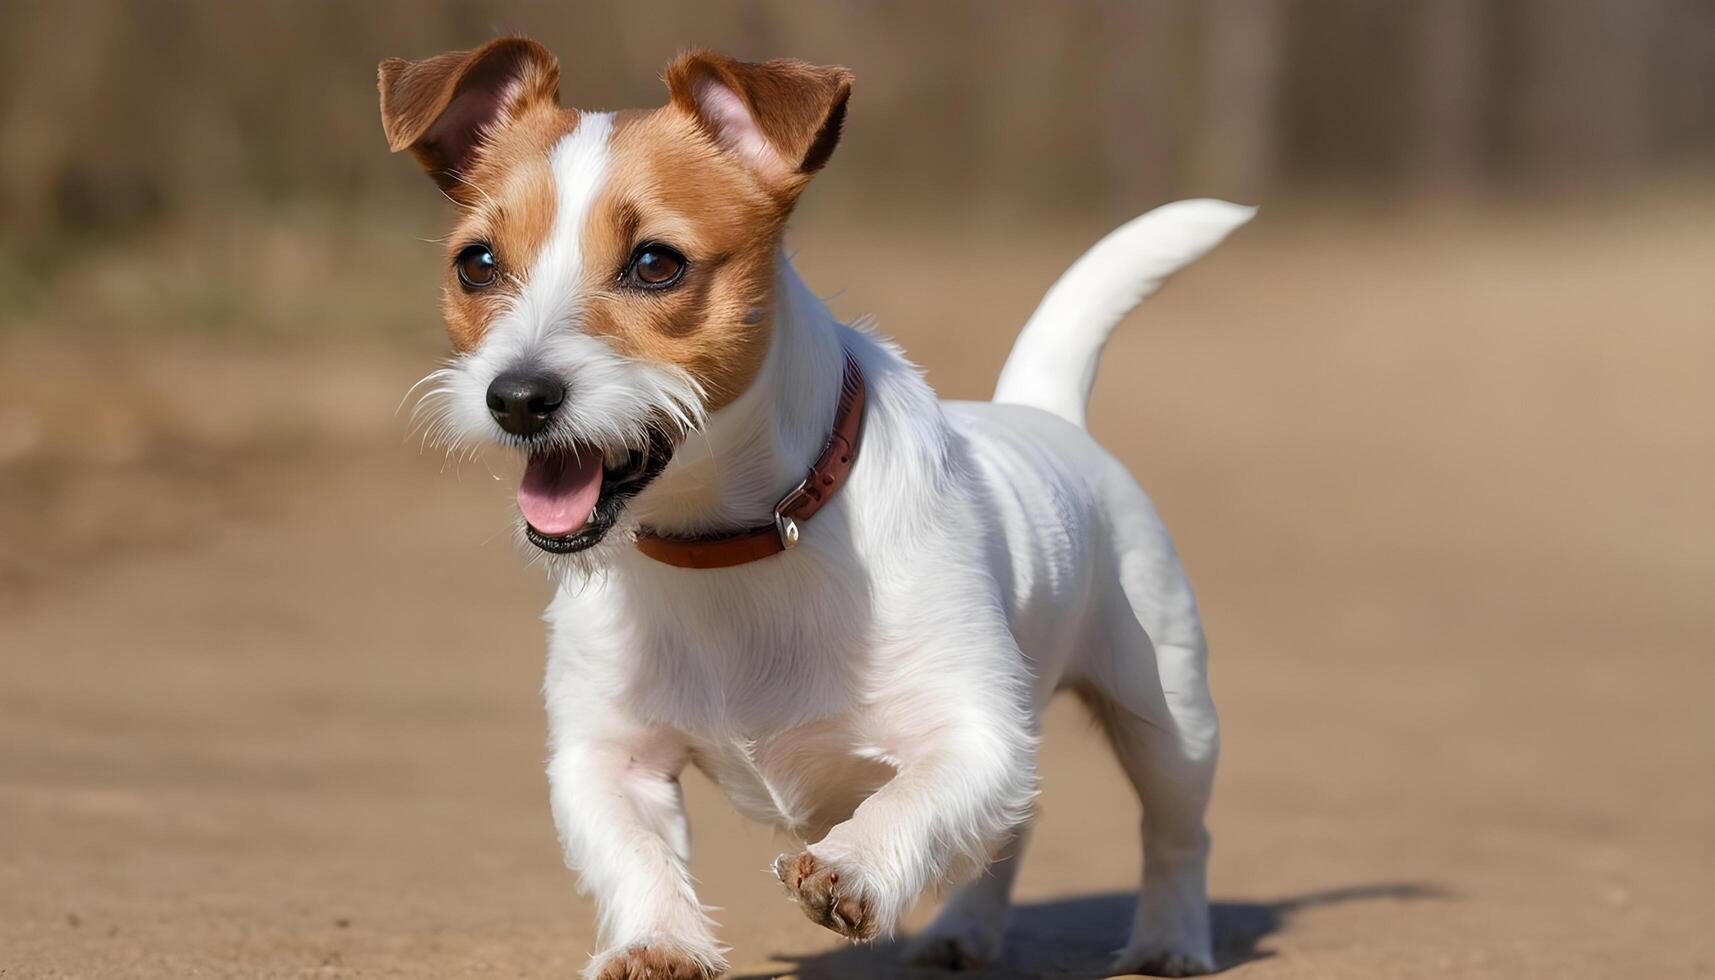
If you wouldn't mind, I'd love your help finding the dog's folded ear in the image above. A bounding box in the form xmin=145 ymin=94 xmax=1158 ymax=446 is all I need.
xmin=666 ymin=51 xmax=852 ymax=199
xmin=378 ymin=37 xmax=559 ymax=195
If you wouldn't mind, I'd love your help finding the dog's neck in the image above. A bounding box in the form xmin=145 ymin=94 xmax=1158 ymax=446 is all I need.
xmin=630 ymin=254 xmax=846 ymax=537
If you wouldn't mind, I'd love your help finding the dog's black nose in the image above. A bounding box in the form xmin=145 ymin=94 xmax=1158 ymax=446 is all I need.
xmin=486 ymin=371 xmax=564 ymax=437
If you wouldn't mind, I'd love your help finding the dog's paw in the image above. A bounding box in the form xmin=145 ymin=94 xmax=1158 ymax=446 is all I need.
xmin=774 ymin=849 xmax=880 ymax=942
xmin=900 ymin=915 xmax=1005 ymax=970
xmin=1109 ymin=943 xmax=1215 ymax=978
xmin=585 ymin=939 xmax=725 ymax=980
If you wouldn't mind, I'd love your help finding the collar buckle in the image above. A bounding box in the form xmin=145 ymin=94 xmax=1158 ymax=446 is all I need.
xmin=775 ymin=512 xmax=801 ymax=550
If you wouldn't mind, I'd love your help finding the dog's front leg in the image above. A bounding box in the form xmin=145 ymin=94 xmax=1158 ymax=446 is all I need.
xmin=774 ymin=651 xmax=1037 ymax=943
xmin=548 ymin=730 xmax=725 ymax=980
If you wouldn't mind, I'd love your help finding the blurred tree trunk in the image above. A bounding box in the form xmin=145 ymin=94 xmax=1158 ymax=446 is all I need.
xmin=1192 ymin=0 xmax=1284 ymax=200
xmin=1655 ymin=0 xmax=1715 ymax=163
xmin=1509 ymin=0 xmax=1664 ymax=184
xmin=1412 ymin=0 xmax=1490 ymax=193
xmin=1095 ymin=1 xmax=1191 ymax=211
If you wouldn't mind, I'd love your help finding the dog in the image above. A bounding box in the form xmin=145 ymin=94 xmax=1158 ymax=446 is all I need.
xmin=378 ymin=37 xmax=1250 ymax=980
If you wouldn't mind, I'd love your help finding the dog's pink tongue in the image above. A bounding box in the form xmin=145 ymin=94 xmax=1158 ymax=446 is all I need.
xmin=518 ymin=450 xmax=603 ymax=537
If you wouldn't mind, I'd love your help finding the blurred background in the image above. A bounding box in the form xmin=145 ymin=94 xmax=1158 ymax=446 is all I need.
xmin=2 ymin=2 xmax=1711 ymax=978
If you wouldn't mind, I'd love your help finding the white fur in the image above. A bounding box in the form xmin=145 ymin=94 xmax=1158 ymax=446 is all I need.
xmin=420 ymin=119 xmax=1252 ymax=976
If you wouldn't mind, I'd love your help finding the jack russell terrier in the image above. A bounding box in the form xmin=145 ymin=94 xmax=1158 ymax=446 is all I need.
xmin=379 ymin=37 xmax=1250 ymax=980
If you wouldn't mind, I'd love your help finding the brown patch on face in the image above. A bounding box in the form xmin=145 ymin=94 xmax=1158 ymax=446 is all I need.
xmin=574 ymin=107 xmax=788 ymax=410
xmin=436 ymin=103 xmax=580 ymax=352
xmin=379 ymin=37 xmax=561 ymax=195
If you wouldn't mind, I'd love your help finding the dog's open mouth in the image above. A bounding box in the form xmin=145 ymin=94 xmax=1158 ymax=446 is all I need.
xmin=518 ymin=431 xmax=674 ymax=554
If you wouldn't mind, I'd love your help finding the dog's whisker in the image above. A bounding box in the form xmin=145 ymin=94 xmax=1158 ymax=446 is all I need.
xmin=398 ymin=372 xmax=453 ymax=418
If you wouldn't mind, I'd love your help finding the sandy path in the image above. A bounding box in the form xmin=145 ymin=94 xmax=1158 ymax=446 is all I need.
xmin=2 ymin=202 xmax=1711 ymax=978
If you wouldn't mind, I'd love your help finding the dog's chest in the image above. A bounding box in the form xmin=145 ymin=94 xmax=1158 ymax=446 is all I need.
xmin=689 ymin=719 xmax=897 ymax=840
xmin=598 ymin=560 xmax=873 ymax=735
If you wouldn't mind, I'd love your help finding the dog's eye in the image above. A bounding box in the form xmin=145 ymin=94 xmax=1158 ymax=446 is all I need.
xmin=624 ymin=244 xmax=686 ymax=290
xmin=455 ymin=244 xmax=498 ymax=290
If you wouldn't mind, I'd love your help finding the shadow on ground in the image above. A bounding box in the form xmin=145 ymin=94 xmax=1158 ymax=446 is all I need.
xmin=738 ymin=884 xmax=1445 ymax=979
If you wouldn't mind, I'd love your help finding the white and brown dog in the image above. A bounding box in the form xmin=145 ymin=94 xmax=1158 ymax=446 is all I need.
xmin=379 ymin=37 xmax=1250 ymax=980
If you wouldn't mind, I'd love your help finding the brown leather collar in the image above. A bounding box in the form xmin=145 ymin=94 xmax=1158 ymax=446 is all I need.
xmin=635 ymin=349 xmax=866 ymax=569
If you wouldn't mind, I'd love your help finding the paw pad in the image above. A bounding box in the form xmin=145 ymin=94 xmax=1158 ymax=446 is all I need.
xmin=774 ymin=850 xmax=878 ymax=941
xmin=590 ymin=943 xmax=719 ymax=980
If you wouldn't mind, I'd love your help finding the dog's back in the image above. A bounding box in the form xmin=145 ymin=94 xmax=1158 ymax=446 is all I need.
xmin=935 ymin=197 xmax=1252 ymax=718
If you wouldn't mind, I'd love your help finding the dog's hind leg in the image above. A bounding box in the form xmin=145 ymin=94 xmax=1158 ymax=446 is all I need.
xmin=1080 ymin=660 xmax=1217 ymax=977
xmin=1074 ymin=483 xmax=1219 ymax=976
xmin=900 ymin=816 xmax=1033 ymax=969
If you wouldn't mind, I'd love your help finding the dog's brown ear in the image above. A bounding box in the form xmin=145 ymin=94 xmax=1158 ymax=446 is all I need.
xmin=665 ymin=51 xmax=851 ymax=199
xmin=379 ymin=37 xmax=559 ymax=195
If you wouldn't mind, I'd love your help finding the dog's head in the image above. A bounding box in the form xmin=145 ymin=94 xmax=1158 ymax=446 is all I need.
xmin=379 ymin=38 xmax=850 ymax=558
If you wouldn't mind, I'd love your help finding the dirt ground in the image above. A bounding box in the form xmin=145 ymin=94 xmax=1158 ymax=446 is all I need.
xmin=2 ymin=199 xmax=1712 ymax=978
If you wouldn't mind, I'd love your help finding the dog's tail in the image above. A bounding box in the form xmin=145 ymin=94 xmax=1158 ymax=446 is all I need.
xmin=991 ymin=199 xmax=1255 ymax=429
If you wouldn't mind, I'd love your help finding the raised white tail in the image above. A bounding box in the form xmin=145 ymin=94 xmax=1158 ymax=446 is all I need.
xmin=991 ymin=199 xmax=1255 ymax=428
